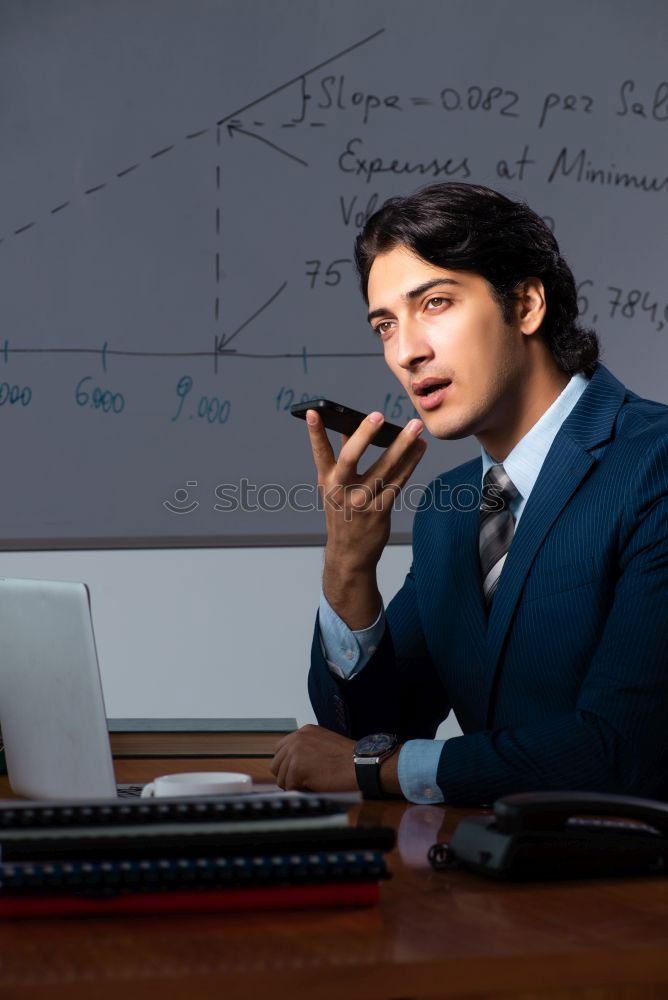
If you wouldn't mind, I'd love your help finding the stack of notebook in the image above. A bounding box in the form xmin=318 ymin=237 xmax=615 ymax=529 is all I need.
xmin=0 ymin=793 xmax=394 ymax=918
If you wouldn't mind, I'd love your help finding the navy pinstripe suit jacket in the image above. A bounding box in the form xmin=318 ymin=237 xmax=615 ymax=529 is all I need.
xmin=308 ymin=362 xmax=668 ymax=805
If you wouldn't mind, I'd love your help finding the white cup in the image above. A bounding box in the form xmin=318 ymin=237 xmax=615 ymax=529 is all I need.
xmin=140 ymin=771 xmax=253 ymax=798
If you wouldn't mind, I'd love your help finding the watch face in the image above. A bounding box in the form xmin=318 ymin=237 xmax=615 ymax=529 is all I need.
xmin=355 ymin=733 xmax=396 ymax=756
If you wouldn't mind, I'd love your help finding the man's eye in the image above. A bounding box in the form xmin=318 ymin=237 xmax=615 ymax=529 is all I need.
xmin=374 ymin=321 xmax=394 ymax=337
xmin=426 ymin=296 xmax=451 ymax=309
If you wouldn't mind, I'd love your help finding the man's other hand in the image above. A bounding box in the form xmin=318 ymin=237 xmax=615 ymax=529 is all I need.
xmin=269 ymin=725 xmax=357 ymax=792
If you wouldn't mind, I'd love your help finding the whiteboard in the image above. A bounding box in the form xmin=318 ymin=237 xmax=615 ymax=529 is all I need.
xmin=1 ymin=0 xmax=666 ymax=547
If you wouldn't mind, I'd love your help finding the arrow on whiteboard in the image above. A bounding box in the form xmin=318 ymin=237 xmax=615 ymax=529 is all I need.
xmin=226 ymin=120 xmax=308 ymax=167
xmin=216 ymin=280 xmax=288 ymax=354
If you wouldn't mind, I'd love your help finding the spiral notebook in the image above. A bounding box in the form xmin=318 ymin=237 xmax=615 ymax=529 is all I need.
xmin=0 ymin=793 xmax=395 ymax=917
xmin=0 ymin=847 xmax=390 ymax=917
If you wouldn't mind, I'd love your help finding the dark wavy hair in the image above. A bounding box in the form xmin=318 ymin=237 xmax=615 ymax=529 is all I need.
xmin=354 ymin=182 xmax=599 ymax=377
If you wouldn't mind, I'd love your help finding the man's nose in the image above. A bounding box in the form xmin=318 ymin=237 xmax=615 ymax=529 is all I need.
xmin=395 ymin=321 xmax=434 ymax=370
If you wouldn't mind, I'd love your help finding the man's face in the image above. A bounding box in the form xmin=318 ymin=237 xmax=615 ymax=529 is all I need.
xmin=366 ymin=245 xmax=526 ymax=441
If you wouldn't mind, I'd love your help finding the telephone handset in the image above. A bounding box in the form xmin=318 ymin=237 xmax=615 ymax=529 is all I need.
xmin=429 ymin=791 xmax=668 ymax=880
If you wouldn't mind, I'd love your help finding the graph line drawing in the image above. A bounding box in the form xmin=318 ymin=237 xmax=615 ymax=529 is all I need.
xmin=226 ymin=121 xmax=308 ymax=168
xmin=1 ymin=28 xmax=385 ymax=249
xmin=216 ymin=282 xmax=289 ymax=353
xmin=0 ymin=26 xmax=387 ymax=377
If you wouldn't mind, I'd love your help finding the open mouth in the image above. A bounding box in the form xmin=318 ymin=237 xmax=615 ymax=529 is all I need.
xmin=414 ymin=380 xmax=451 ymax=398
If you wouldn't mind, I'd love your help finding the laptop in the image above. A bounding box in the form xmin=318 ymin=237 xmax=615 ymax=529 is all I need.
xmin=0 ymin=577 xmax=151 ymax=799
xmin=0 ymin=578 xmax=356 ymax=809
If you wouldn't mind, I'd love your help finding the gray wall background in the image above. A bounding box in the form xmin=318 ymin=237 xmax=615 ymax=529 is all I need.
xmin=1 ymin=0 xmax=666 ymax=546
xmin=1 ymin=1 xmax=666 ymax=733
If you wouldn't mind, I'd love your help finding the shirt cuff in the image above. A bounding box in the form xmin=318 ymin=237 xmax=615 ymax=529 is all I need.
xmin=318 ymin=590 xmax=385 ymax=680
xmin=398 ymin=740 xmax=446 ymax=803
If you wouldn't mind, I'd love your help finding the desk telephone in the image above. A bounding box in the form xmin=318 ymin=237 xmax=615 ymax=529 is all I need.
xmin=429 ymin=791 xmax=668 ymax=880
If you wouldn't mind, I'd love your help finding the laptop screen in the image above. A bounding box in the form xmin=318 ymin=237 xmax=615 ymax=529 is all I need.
xmin=0 ymin=578 xmax=118 ymax=799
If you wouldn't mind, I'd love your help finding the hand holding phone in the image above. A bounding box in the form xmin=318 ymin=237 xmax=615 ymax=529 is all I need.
xmin=292 ymin=397 xmax=427 ymax=629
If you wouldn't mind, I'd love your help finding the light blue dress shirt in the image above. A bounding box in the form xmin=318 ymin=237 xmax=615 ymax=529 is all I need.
xmin=319 ymin=372 xmax=590 ymax=802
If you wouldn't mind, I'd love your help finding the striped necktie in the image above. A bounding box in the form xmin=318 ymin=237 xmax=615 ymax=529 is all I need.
xmin=479 ymin=464 xmax=520 ymax=609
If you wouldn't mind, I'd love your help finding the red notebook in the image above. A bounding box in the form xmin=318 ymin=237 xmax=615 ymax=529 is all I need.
xmin=0 ymin=881 xmax=380 ymax=919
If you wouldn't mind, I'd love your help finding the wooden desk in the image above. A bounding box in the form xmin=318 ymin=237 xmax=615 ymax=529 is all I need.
xmin=1 ymin=759 xmax=667 ymax=999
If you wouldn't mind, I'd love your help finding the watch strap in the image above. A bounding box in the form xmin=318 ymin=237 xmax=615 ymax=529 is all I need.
xmin=354 ymin=756 xmax=387 ymax=799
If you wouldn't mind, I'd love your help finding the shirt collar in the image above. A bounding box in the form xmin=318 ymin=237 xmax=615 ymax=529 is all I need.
xmin=480 ymin=371 xmax=590 ymax=500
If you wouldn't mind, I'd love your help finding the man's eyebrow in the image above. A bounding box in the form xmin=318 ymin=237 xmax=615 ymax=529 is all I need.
xmin=367 ymin=277 xmax=463 ymax=324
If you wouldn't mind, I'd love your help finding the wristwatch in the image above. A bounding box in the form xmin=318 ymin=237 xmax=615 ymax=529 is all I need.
xmin=353 ymin=733 xmax=399 ymax=799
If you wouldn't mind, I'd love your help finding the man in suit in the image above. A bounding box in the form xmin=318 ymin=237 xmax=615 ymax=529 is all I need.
xmin=270 ymin=182 xmax=668 ymax=804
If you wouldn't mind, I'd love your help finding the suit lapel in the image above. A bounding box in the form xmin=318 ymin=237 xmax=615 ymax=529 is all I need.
xmin=482 ymin=363 xmax=628 ymax=725
xmin=451 ymin=499 xmax=489 ymax=726
xmin=445 ymin=490 xmax=487 ymax=663
xmin=419 ymin=460 xmax=488 ymax=725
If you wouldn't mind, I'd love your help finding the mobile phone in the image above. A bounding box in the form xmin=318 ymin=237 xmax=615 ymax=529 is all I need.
xmin=290 ymin=399 xmax=403 ymax=448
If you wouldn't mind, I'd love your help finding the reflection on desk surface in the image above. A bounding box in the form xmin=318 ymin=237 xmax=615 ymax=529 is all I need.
xmin=1 ymin=794 xmax=667 ymax=999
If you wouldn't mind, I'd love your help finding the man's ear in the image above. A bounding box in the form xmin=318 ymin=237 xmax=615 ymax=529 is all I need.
xmin=515 ymin=278 xmax=546 ymax=336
